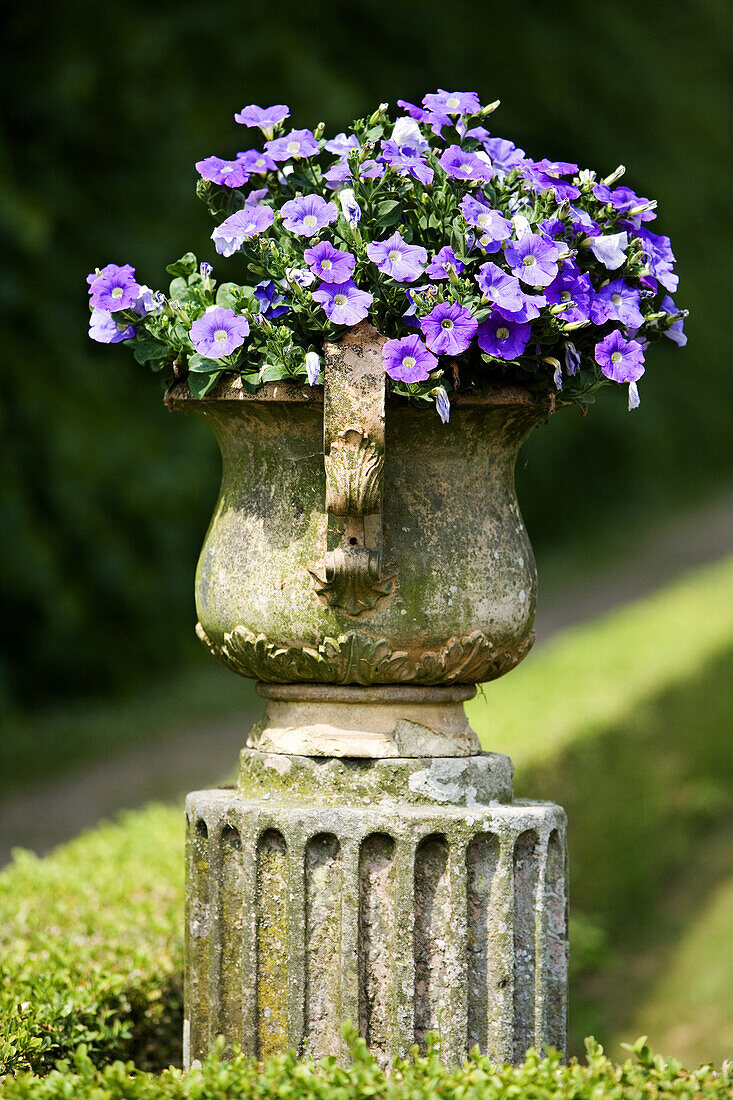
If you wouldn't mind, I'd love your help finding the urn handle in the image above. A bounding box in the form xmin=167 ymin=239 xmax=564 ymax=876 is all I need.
xmin=309 ymin=322 xmax=393 ymax=615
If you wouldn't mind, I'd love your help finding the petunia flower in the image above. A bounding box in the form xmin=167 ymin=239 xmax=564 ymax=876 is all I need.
xmin=594 ymin=329 xmax=645 ymax=383
xmin=660 ymin=295 xmax=687 ymax=347
xmin=89 ymin=308 xmax=137 ymax=343
xmin=475 ymin=262 xmax=526 ymax=313
xmin=434 ymin=386 xmax=451 ymax=423
xmin=305 ymin=351 xmax=321 ymax=385
xmin=504 ymin=233 xmax=561 ymax=288
xmin=390 ymin=116 xmax=428 ymax=150
xmin=590 ymin=278 xmax=644 ymax=329
xmin=89 ymin=264 xmax=141 ymax=312
xmin=189 ymin=306 xmax=250 ymax=359
xmin=588 ymin=231 xmax=628 ymax=271
xmin=236 ymin=149 xmax=277 ymax=175
xmin=632 ymin=227 xmax=677 ymax=292
xmin=303 ymin=240 xmax=356 ymax=283
xmin=254 ymin=280 xmax=289 ymax=319
xmin=477 ymin=313 xmax=531 ymax=359
xmin=265 ymin=128 xmax=319 ymax=161
xmin=338 ymin=188 xmax=362 ymax=225
xmin=422 ymin=89 xmax=481 ymax=117
xmin=244 ymin=188 xmax=269 ymax=206
xmin=439 ymin=145 xmax=493 ymax=182
xmin=479 ymin=136 xmax=526 ymax=173
xmin=520 ymin=159 xmax=580 ymax=201
xmin=311 ymin=280 xmax=373 ymax=326
xmin=211 ymin=205 xmax=275 ymax=256
xmin=234 ymin=103 xmax=290 ymax=140
xmin=426 ymin=246 xmax=465 ymax=280
xmin=382 ymin=333 xmax=437 ymax=382
xmin=380 ymin=140 xmax=434 ymax=186
xmin=280 ymin=194 xmax=338 ymax=237
xmin=366 ymin=230 xmax=427 ymax=283
xmin=420 ymin=301 xmax=477 ymax=356
xmin=195 ymin=156 xmax=250 ymax=188
xmin=461 ymin=195 xmax=512 ymax=252
xmin=563 ymin=341 xmax=582 ymax=375
xmin=545 ymin=270 xmax=594 ymax=324
xmin=324 ymin=132 xmax=360 ymax=156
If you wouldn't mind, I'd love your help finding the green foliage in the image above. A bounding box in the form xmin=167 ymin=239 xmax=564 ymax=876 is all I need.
xmin=0 ymin=805 xmax=185 ymax=1076
xmin=1 ymin=0 xmax=731 ymax=713
xmin=1 ymin=1036 xmax=731 ymax=1099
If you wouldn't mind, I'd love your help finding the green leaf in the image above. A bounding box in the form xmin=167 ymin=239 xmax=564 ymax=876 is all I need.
xmin=168 ymin=277 xmax=188 ymax=300
xmin=259 ymin=362 xmax=293 ymax=382
xmin=376 ymin=199 xmax=401 ymax=227
xmin=133 ymin=339 xmax=171 ymax=365
xmin=216 ymin=283 xmax=248 ymax=309
xmin=188 ymin=370 xmax=224 ymax=398
xmin=165 ymin=252 xmax=197 ymax=278
xmin=187 ymin=353 xmax=223 ymax=373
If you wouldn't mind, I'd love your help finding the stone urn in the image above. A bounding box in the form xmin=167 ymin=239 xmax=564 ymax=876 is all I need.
xmin=171 ymin=323 xmax=568 ymax=1068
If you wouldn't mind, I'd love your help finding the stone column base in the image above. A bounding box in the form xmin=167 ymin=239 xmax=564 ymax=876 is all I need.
xmin=184 ymin=750 xmax=568 ymax=1068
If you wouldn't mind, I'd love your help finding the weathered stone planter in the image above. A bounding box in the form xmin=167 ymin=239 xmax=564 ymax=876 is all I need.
xmin=172 ymin=324 xmax=568 ymax=1067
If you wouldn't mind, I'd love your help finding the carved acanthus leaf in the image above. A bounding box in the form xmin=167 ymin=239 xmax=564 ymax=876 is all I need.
xmin=196 ymin=622 xmax=535 ymax=686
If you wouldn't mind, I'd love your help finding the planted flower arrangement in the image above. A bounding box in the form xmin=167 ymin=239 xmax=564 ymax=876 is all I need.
xmin=87 ymin=90 xmax=685 ymax=420
xmin=85 ymin=93 xmax=688 ymax=1067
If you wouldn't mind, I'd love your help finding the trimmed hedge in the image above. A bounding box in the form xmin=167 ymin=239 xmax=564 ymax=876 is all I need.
xmin=1 ymin=1037 xmax=732 ymax=1100
xmin=0 ymin=805 xmax=184 ymax=1076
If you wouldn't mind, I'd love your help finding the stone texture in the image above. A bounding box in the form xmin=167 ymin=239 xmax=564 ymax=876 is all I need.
xmin=183 ymin=751 xmax=568 ymax=1069
xmin=249 ymin=683 xmax=482 ymax=757
xmin=166 ymin=324 xmax=546 ymax=687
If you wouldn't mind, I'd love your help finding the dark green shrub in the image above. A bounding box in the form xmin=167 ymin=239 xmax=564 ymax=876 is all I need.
xmin=0 ymin=806 xmax=184 ymax=1076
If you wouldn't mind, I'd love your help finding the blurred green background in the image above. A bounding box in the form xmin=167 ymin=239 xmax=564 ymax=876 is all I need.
xmin=1 ymin=0 xmax=732 ymax=1071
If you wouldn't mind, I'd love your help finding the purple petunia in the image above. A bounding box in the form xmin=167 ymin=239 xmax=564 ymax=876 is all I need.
xmin=661 ymin=295 xmax=687 ymax=347
xmin=339 ymin=188 xmax=362 ymax=225
xmin=594 ymin=329 xmax=645 ymax=383
xmin=520 ymin=159 xmax=580 ymax=201
xmin=366 ymin=231 xmax=427 ymax=283
xmin=89 ymin=308 xmax=137 ymax=343
xmin=439 ymin=145 xmax=493 ymax=182
xmin=477 ymin=313 xmax=531 ymax=360
xmin=461 ymin=195 xmax=512 ymax=252
xmin=590 ymin=278 xmax=644 ymax=329
xmin=426 ymin=246 xmax=465 ymax=280
xmin=422 ymin=89 xmax=481 ymax=117
xmin=254 ymin=280 xmax=289 ymax=319
xmin=504 ymin=233 xmax=561 ymax=288
xmin=236 ymin=149 xmax=277 ymax=175
xmin=420 ymin=301 xmax=477 ymax=356
xmin=189 ymin=307 xmax=250 ymax=359
xmin=632 ymin=227 xmax=677 ymax=292
xmin=303 ymin=240 xmax=356 ymax=283
xmin=390 ymin=116 xmax=429 ymax=150
xmin=588 ymin=231 xmax=628 ymax=271
xmin=211 ymin=205 xmax=275 ymax=256
xmin=545 ymin=269 xmax=594 ymax=324
xmin=479 ymin=136 xmax=526 ymax=173
xmin=89 ymin=264 xmax=141 ymax=312
xmin=234 ymin=103 xmax=290 ymax=139
xmin=311 ymin=280 xmax=373 ymax=326
xmin=195 ymin=156 xmax=250 ymax=188
xmin=324 ymin=132 xmax=360 ymax=156
xmin=265 ymin=128 xmax=319 ymax=161
xmin=475 ymin=262 xmax=526 ymax=313
xmin=280 ymin=194 xmax=338 ymax=237
xmin=380 ymin=140 xmax=434 ymax=186
xmin=382 ymin=333 xmax=437 ymax=382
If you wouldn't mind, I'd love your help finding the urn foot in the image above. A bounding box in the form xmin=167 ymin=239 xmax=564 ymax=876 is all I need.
xmin=248 ymin=683 xmax=482 ymax=757
xmin=184 ymin=751 xmax=568 ymax=1069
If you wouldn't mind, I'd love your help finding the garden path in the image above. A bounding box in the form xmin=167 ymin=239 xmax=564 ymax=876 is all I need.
xmin=1 ymin=490 xmax=732 ymax=866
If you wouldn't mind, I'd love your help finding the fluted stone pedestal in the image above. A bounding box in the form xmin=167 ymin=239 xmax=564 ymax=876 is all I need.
xmin=183 ymin=695 xmax=568 ymax=1068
